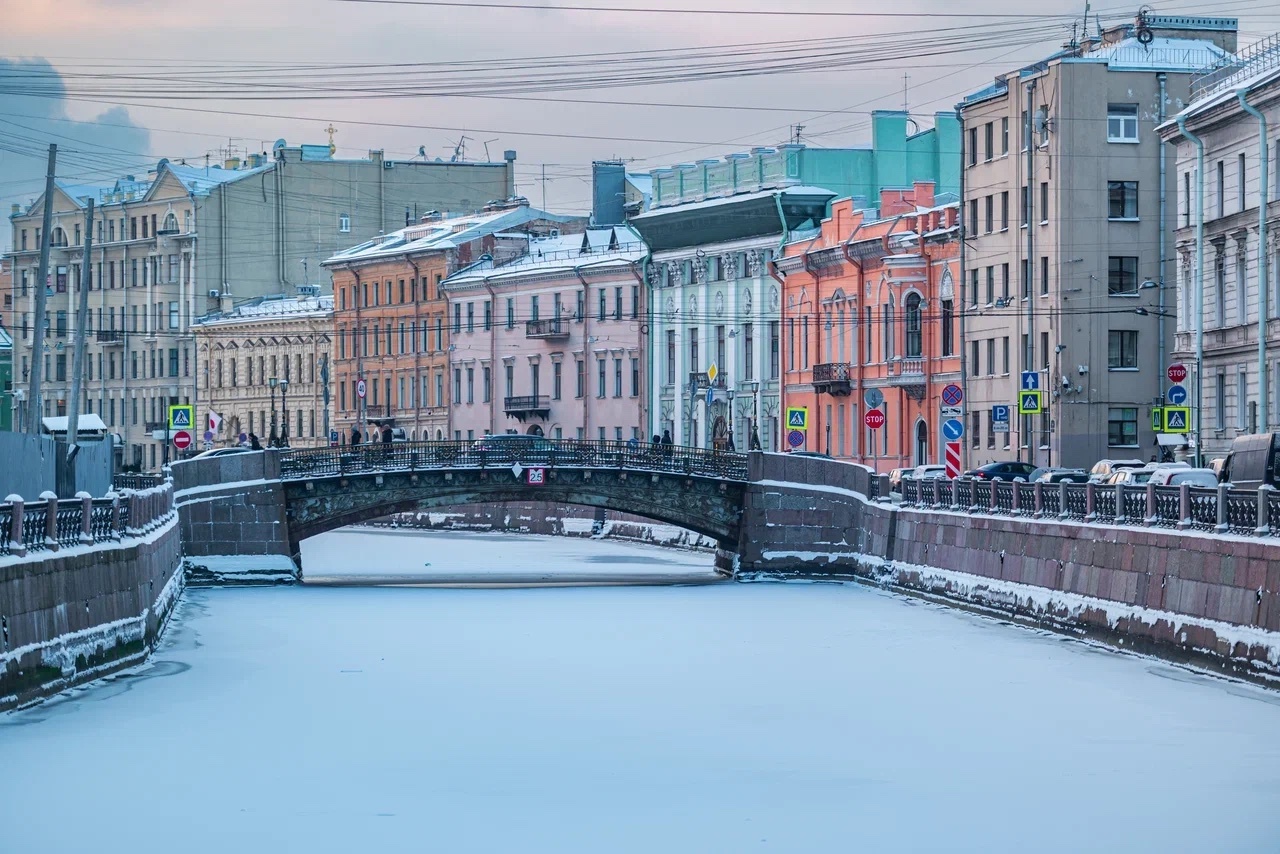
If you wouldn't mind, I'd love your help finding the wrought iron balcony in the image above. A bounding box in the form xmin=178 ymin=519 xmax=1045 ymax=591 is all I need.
xmin=887 ymin=357 xmax=926 ymax=401
xmin=688 ymin=371 xmax=727 ymax=390
xmin=525 ymin=318 xmax=569 ymax=340
xmin=96 ymin=329 xmax=124 ymax=345
xmin=812 ymin=362 xmax=852 ymax=396
xmin=503 ymin=395 xmax=552 ymax=422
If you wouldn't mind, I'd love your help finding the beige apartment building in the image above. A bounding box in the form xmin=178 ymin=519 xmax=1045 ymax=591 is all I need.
xmin=8 ymin=142 xmax=518 ymax=470
xmin=959 ymin=14 xmax=1237 ymax=469
xmin=193 ymin=294 xmax=334 ymax=450
xmin=1160 ymin=34 xmax=1280 ymax=461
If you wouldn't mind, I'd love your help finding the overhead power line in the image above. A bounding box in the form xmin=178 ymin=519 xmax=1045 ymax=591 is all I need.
xmin=328 ymin=0 xmax=1084 ymax=18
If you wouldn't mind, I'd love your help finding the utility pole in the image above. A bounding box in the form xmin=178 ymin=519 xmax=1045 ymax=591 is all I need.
xmin=320 ymin=351 xmax=331 ymax=447
xmin=67 ymin=198 xmax=94 ymax=462
xmin=541 ymin=164 xmax=547 ymax=210
xmin=26 ymin=143 xmax=57 ymax=434
xmin=1023 ymin=82 xmax=1036 ymax=464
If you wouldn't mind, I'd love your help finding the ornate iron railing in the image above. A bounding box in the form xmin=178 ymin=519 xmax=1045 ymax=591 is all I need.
xmin=279 ymin=439 xmax=750 ymax=482
xmin=0 ymin=484 xmax=172 ymax=557
xmin=22 ymin=504 xmax=48 ymax=550
xmin=993 ymin=481 xmax=1014 ymax=513
xmin=812 ymin=362 xmax=851 ymax=383
xmin=1119 ymin=486 xmax=1146 ymax=523
xmin=1188 ymin=488 xmax=1218 ymax=531
xmin=1063 ymin=485 xmax=1088 ymax=520
xmin=0 ymin=505 xmax=11 ymax=555
xmin=901 ymin=479 xmax=919 ymax=505
xmin=525 ymin=318 xmax=568 ymax=339
xmin=1270 ymin=490 xmax=1280 ymax=535
xmin=1094 ymin=488 xmax=1117 ymax=524
xmin=1041 ymin=485 xmax=1061 ymax=517
xmin=1224 ymin=489 xmax=1257 ymax=534
xmin=55 ymin=500 xmax=84 ymax=547
xmin=1153 ymin=486 xmax=1181 ymax=527
xmin=114 ymin=474 xmax=164 ymax=491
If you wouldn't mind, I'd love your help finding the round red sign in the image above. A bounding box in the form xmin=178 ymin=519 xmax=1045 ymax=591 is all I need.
xmin=864 ymin=408 xmax=886 ymax=430
xmin=1167 ymin=364 xmax=1187 ymax=383
xmin=172 ymin=430 xmax=193 ymax=450
xmin=356 ymin=379 xmax=367 ymax=399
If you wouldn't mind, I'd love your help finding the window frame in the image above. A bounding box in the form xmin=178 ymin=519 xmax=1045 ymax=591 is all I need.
xmin=1108 ymin=180 xmax=1140 ymax=221
xmin=1107 ymin=104 xmax=1139 ymax=144
xmin=1107 ymin=255 xmax=1139 ymax=297
xmin=1107 ymin=329 xmax=1139 ymax=371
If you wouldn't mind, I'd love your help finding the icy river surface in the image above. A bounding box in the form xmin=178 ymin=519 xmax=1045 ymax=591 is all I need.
xmin=4 ymin=529 xmax=1280 ymax=853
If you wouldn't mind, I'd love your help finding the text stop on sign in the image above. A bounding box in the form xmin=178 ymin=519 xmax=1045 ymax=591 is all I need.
xmin=865 ymin=408 xmax=885 ymax=429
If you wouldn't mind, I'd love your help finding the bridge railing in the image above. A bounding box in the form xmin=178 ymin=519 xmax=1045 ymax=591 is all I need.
xmin=278 ymin=439 xmax=749 ymax=482
xmin=896 ymin=476 xmax=1280 ymax=537
xmin=0 ymin=482 xmax=175 ymax=558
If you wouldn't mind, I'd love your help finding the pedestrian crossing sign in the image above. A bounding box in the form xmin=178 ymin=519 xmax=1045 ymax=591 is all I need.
xmin=1162 ymin=406 xmax=1190 ymax=432
xmin=168 ymin=404 xmax=194 ymax=431
xmin=786 ymin=407 xmax=808 ymax=431
xmin=1017 ymin=390 xmax=1044 ymax=415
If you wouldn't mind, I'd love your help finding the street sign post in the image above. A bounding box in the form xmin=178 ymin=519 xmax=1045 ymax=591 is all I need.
xmin=1018 ymin=390 xmax=1044 ymax=415
xmin=329 ymin=429 xmax=340 ymax=447
xmin=1162 ymin=407 xmax=1191 ymax=432
xmin=1152 ymin=408 xmax=1164 ymax=432
xmin=786 ymin=407 xmax=809 ymax=431
xmin=864 ymin=409 xmax=885 ymax=430
xmin=942 ymin=418 xmax=964 ymax=441
xmin=992 ymin=405 xmax=1011 ymax=433
xmin=940 ymin=405 xmax=963 ymax=418
xmin=941 ymin=383 xmax=964 ymax=406
xmin=1167 ymin=384 xmax=1188 ymax=406
xmin=863 ymin=388 xmax=884 ymax=409
xmin=1167 ymin=364 xmax=1188 ymax=383
xmin=1020 ymin=371 xmax=1040 ymax=391
xmin=202 ymin=430 xmax=214 ymax=443
xmin=944 ymin=441 xmax=962 ymax=479
xmin=167 ymin=404 xmax=193 ymax=431
xmin=707 ymin=363 xmax=718 ymax=383
xmin=172 ymin=430 xmax=192 ymax=451
xmin=787 ymin=429 xmax=805 ymax=448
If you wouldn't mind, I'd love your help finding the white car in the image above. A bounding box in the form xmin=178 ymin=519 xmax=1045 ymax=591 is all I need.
xmin=1146 ymin=467 xmax=1219 ymax=488
xmin=192 ymin=447 xmax=253 ymax=459
xmin=911 ymin=464 xmax=948 ymax=480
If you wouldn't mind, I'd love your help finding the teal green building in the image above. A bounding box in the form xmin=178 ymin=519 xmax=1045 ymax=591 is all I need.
xmin=0 ymin=327 xmax=11 ymax=433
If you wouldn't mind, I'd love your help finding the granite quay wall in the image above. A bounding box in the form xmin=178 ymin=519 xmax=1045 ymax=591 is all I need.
xmin=738 ymin=453 xmax=1280 ymax=684
xmin=0 ymin=482 xmax=182 ymax=711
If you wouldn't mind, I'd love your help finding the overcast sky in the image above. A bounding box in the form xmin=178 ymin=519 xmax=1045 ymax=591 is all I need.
xmin=0 ymin=0 xmax=1272 ymax=233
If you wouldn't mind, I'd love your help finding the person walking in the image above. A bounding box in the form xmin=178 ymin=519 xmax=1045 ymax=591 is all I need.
xmin=248 ymin=432 xmax=262 ymax=451
xmin=350 ymin=425 xmax=362 ymax=446
xmin=381 ymin=422 xmax=393 ymax=443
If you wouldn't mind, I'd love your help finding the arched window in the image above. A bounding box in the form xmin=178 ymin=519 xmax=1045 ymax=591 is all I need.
xmin=162 ymin=212 xmax=179 ymax=234
xmin=882 ymin=295 xmax=895 ymax=362
xmin=905 ymin=293 xmax=923 ymax=358
xmin=914 ymin=420 xmax=928 ymax=467
xmin=50 ymin=227 xmax=68 ymax=247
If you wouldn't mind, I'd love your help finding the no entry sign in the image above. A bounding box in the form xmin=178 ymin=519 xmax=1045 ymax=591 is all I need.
xmin=864 ymin=408 xmax=885 ymax=430
xmin=172 ymin=430 xmax=193 ymax=450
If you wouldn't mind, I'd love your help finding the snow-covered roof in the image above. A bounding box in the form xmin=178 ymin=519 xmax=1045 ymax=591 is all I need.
xmin=42 ymin=414 xmax=108 ymax=434
xmin=163 ymin=161 xmax=273 ymax=198
xmin=1166 ymin=34 xmax=1280 ymax=125
xmin=324 ymin=206 xmax=580 ymax=266
xmin=1067 ymin=36 xmax=1232 ymax=72
xmin=194 ymin=294 xmax=334 ymax=326
xmin=444 ymin=226 xmax=645 ymax=288
xmin=631 ymin=185 xmax=836 ymax=221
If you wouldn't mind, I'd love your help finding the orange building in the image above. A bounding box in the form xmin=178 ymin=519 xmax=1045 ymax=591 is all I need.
xmin=773 ymin=182 xmax=961 ymax=471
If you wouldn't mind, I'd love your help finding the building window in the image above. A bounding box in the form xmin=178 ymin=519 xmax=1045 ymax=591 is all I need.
xmin=339 ymin=214 xmax=350 ymax=232
xmin=466 ymin=302 xmax=475 ymax=333
xmin=770 ymin=321 xmax=780 ymax=379
xmin=1001 ymin=337 xmax=1010 ymax=374
xmin=941 ymin=300 xmax=954 ymax=355
xmin=613 ymin=358 xmax=623 ymax=398
xmin=1107 ymin=330 xmax=1139 ymax=370
xmin=1108 ymin=180 xmax=1139 ymax=219
xmin=743 ymin=323 xmax=755 ymax=380
xmin=631 ymin=285 xmax=639 ymax=319
xmin=971 ymin=411 xmax=981 ymax=449
xmin=466 ymin=367 xmax=474 ymax=404
xmin=970 ymin=340 xmax=980 ymax=377
xmin=1239 ymin=152 xmax=1247 ymax=212
xmin=1237 ymin=369 xmax=1249 ymax=430
xmin=666 ymin=330 xmax=676 ymax=385
xmin=1183 ymin=171 xmax=1192 ymax=227
xmin=597 ymin=358 xmax=606 ymax=398
xmin=1000 ymin=191 xmax=1008 ymax=230
xmin=1217 ymin=161 xmax=1225 ymax=218
xmin=576 ymin=359 xmax=585 ymax=398
xmin=984 ymin=195 xmax=993 ymax=234
xmin=614 ymin=286 xmax=623 ymax=320
xmin=1106 ymin=407 xmax=1138 ymax=447
xmin=1107 ymin=104 xmax=1138 ymax=142
xmin=453 ymin=303 xmax=461 ymax=334
xmin=553 ymin=361 xmax=562 ymax=400
xmin=986 ymin=339 xmax=996 ymax=377
xmin=968 ymin=199 xmax=979 ymax=237
xmin=1040 ymin=256 xmax=1049 ymax=296
xmin=483 ymin=300 xmax=492 ymax=331
xmin=598 ymin=289 xmax=607 ymax=321
xmin=904 ymin=293 xmax=922 ymax=358
xmin=1039 ymin=182 xmax=1048 ymax=224
xmin=1215 ymin=254 xmax=1227 ymax=326
xmin=482 ymin=367 xmax=491 ymax=403
xmin=984 ymin=122 xmax=993 ymax=161
xmin=506 ymin=298 xmax=514 ymax=330
xmin=1107 ymin=256 xmax=1138 ymax=296
xmin=504 ymin=364 xmax=513 ymax=399
xmin=1000 ymin=117 xmax=1009 ymax=154
xmin=970 ymin=269 xmax=980 ymax=307
xmin=630 ymin=357 xmax=639 ymax=397
xmin=968 ymin=127 xmax=977 ymax=166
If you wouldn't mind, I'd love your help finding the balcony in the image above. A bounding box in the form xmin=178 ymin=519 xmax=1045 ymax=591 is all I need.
xmin=688 ymin=371 xmax=727 ymax=390
xmin=887 ymin=357 xmax=926 ymax=401
xmin=525 ymin=318 xmax=569 ymax=340
xmin=812 ymin=362 xmax=852 ymax=396
xmin=503 ymin=395 xmax=551 ymax=422
xmin=96 ymin=329 xmax=124 ymax=345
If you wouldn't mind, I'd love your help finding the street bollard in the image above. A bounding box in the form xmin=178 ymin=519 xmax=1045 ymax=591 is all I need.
xmin=107 ymin=492 xmax=122 ymax=541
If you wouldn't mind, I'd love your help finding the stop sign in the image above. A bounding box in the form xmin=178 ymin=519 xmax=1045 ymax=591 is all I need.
xmin=1167 ymin=363 xmax=1187 ymax=383
xmin=173 ymin=430 xmax=193 ymax=450
xmin=864 ymin=408 xmax=886 ymax=430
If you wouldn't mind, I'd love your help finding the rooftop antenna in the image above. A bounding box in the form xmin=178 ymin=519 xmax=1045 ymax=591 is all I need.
xmin=300 ymin=257 xmax=310 ymax=286
xmin=482 ymin=138 xmax=499 ymax=162
xmin=324 ymin=124 xmax=338 ymax=156
xmin=902 ymin=73 xmax=910 ymax=113
xmin=790 ymin=124 xmax=804 ymax=145
xmin=449 ymin=136 xmax=472 ymax=163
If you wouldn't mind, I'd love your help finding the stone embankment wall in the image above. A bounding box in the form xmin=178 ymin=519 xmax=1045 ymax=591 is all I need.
xmin=738 ymin=453 xmax=1280 ymax=684
xmin=0 ymin=484 xmax=183 ymax=711
xmin=370 ymin=503 xmax=717 ymax=551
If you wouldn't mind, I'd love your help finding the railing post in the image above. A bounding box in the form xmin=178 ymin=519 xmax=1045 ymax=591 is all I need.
xmin=1177 ymin=483 xmax=1192 ymax=531
xmin=1113 ymin=483 xmax=1126 ymax=524
xmin=987 ymin=479 xmax=997 ymax=512
xmin=1255 ymin=485 xmax=1273 ymax=536
xmin=108 ymin=492 xmax=122 ymax=541
xmin=76 ymin=491 xmax=94 ymax=545
xmin=40 ymin=491 xmax=58 ymax=551
xmin=1144 ymin=482 xmax=1158 ymax=526
xmin=950 ymin=478 xmax=962 ymax=511
xmin=6 ymin=496 xmax=25 ymax=558
xmin=1058 ymin=482 xmax=1070 ymax=519
xmin=1084 ymin=482 xmax=1097 ymax=523
xmin=127 ymin=490 xmax=142 ymax=538
xmin=969 ymin=479 xmax=982 ymax=513
xmin=1011 ymin=481 xmax=1021 ymax=516
xmin=1033 ymin=481 xmax=1044 ymax=518
xmin=1215 ymin=483 xmax=1230 ymax=533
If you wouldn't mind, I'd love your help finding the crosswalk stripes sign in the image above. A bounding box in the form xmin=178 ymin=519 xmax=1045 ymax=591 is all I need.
xmin=1162 ymin=406 xmax=1190 ymax=432
xmin=1017 ymin=390 xmax=1043 ymax=415
xmin=167 ymin=404 xmax=194 ymax=430
xmin=786 ymin=407 xmax=808 ymax=430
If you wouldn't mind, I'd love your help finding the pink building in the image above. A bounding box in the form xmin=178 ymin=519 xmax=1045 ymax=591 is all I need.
xmin=443 ymin=226 xmax=647 ymax=441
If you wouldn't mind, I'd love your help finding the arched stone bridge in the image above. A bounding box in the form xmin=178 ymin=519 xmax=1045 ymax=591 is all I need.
xmin=173 ymin=441 xmax=754 ymax=574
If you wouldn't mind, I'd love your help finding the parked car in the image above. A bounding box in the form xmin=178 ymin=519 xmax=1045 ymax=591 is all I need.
xmin=192 ymin=447 xmax=252 ymax=459
xmin=910 ymin=464 xmax=948 ymax=480
xmin=1029 ymin=466 xmax=1085 ymax=483
xmin=1087 ymin=459 xmax=1146 ymax=482
xmin=790 ymin=451 xmax=832 ymax=459
xmin=963 ymin=461 xmax=1038 ymax=481
xmin=888 ymin=467 xmax=913 ymax=491
xmin=1220 ymin=433 xmax=1280 ymax=490
xmin=1208 ymin=458 xmax=1227 ymax=477
xmin=1036 ymin=468 xmax=1089 ymax=484
xmin=1147 ymin=467 xmax=1219 ymax=488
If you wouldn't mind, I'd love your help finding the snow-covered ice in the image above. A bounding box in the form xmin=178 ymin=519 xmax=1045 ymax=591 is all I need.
xmin=3 ymin=530 xmax=1280 ymax=853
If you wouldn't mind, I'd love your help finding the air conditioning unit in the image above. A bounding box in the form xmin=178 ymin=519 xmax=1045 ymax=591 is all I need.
xmin=208 ymin=289 xmax=220 ymax=298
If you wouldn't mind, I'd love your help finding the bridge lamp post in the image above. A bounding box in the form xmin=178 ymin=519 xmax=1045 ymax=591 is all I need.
xmin=268 ymin=376 xmax=279 ymax=447
xmin=748 ymin=380 xmax=761 ymax=451
xmin=279 ymin=378 xmax=290 ymax=448
xmin=727 ymin=387 xmax=736 ymax=451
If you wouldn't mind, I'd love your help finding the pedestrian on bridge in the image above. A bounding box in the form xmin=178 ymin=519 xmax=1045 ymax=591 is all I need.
xmin=249 ymin=432 xmax=262 ymax=451
xmin=350 ymin=425 xmax=362 ymax=446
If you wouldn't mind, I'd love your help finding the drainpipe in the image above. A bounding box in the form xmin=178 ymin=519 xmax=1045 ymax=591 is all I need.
xmin=1157 ymin=74 xmax=1168 ymax=422
xmin=956 ymin=105 xmax=970 ymax=472
xmin=408 ymin=256 xmax=422 ymax=439
xmin=1175 ymin=114 xmax=1205 ymax=465
xmin=640 ymin=251 xmax=653 ymax=439
xmin=1238 ymin=89 xmax=1270 ymax=432
xmin=1024 ymin=79 xmax=1036 ymax=466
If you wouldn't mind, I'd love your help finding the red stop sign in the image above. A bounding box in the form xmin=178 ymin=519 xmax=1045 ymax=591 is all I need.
xmin=172 ymin=430 xmax=192 ymax=450
xmin=864 ymin=408 xmax=886 ymax=430
xmin=1167 ymin=363 xmax=1187 ymax=383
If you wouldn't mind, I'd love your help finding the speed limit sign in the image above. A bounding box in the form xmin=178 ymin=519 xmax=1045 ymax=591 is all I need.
xmin=356 ymin=379 xmax=367 ymax=399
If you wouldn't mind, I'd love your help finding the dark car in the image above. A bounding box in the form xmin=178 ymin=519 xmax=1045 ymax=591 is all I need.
xmin=790 ymin=451 xmax=831 ymax=459
xmin=1039 ymin=469 xmax=1089 ymax=484
xmin=963 ymin=461 xmax=1038 ymax=481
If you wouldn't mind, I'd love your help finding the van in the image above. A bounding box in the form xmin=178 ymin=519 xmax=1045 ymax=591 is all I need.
xmin=1220 ymin=433 xmax=1280 ymax=489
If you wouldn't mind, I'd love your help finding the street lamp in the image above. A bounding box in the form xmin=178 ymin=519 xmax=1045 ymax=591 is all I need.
xmin=268 ymin=376 xmax=279 ymax=447
xmin=279 ymin=378 xmax=290 ymax=448
xmin=748 ymin=380 xmax=761 ymax=450
xmin=727 ymin=387 xmax=737 ymax=451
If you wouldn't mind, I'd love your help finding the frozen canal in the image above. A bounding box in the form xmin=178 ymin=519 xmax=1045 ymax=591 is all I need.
xmin=4 ymin=531 xmax=1280 ymax=853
